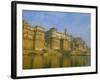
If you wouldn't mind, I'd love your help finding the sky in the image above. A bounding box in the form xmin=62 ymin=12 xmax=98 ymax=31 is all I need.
xmin=23 ymin=10 xmax=91 ymax=47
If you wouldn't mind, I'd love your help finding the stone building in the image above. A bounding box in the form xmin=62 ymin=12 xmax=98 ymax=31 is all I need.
xmin=23 ymin=20 xmax=34 ymax=50
xmin=45 ymin=27 xmax=71 ymax=50
xmin=33 ymin=26 xmax=45 ymax=50
xmin=23 ymin=20 xmax=45 ymax=51
xmin=23 ymin=20 xmax=90 ymax=69
xmin=23 ymin=20 xmax=72 ymax=51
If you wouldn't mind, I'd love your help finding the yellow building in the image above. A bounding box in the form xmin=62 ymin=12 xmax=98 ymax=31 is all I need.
xmin=33 ymin=26 xmax=45 ymax=50
xmin=23 ymin=20 xmax=90 ymax=69
xmin=45 ymin=28 xmax=71 ymax=50
xmin=23 ymin=20 xmax=45 ymax=51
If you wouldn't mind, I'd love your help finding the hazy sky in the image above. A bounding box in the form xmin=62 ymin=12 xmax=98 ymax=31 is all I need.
xmin=23 ymin=10 xmax=91 ymax=47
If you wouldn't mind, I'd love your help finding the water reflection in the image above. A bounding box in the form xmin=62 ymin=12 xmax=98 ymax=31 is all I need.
xmin=23 ymin=53 xmax=90 ymax=69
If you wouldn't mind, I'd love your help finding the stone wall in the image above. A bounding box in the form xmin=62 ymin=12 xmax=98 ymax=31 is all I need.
xmin=23 ymin=23 xmax=45 ymax=51
xmin=51 ymin=37 xmax=60 ymax=49
xmin=23 ymin=25 xmax=34 ymax=50
xmin=34 ymin=27 xmax=45 ymax=50
xmin=45 ymin=28 xmax=71 ymax=50
xmin=23 ymin=21 xmax=90 ymax=69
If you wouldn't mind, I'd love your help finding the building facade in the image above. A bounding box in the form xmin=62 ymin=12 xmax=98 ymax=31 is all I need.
xmin=23 ymin=20 xmax=45 ymax=51
xmin=23 ymin=20 xmax=71 ymax=51
xmin=45 ymin=28 xmax=71 ymax=50
xmin=23 ymin=20 xmax=90 ymax=69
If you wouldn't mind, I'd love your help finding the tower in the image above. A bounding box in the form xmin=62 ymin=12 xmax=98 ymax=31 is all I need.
xmin=64 ymin=28 xmax=67 ymax=36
